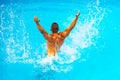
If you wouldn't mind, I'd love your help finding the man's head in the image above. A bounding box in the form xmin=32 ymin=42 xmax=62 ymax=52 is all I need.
xmin=51 ymin=22 xmax=59 ymax=33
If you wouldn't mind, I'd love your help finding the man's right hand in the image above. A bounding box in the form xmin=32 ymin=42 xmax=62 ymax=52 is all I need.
xmin=76 ymin=10 xmax=80 ymax=17
xmin=34 ymin=16 xmax=39 ymax=23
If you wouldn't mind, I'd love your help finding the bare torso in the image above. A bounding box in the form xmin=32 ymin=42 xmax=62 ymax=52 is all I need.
xmin=46 ymin=32 xmax=65 ymax=56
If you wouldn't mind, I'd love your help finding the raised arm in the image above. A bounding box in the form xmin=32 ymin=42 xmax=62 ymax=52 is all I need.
xmin=62 ymin=10 xmax=80 ymax=37
xmin=34 ymin=16 xmax=49 ymax=39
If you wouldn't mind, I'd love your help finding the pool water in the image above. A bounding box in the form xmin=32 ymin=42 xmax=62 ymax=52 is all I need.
xmin=0 ymin=0 xmax=120 ymax=80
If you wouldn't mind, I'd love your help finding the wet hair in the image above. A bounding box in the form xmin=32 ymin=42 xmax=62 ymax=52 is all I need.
xmin=51 ymin=22 xmax=59 ymax=32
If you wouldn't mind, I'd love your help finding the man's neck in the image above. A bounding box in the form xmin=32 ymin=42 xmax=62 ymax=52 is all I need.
xmin=52 ymin=32 xmax=58 ymax=34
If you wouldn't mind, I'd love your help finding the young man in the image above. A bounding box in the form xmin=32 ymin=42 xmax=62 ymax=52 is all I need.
xmin=34 ymin=10 xmax=80 ymax=56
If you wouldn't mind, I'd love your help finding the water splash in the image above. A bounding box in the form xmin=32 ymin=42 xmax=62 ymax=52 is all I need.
xmin=0 ymin=0 xmax=106 ymax=72
xmin=0 ymin=3 xmax=32 ymax=63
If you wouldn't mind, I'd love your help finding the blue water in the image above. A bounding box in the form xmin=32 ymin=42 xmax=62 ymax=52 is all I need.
xmin=0 ymin=0 xmax=120 ymax=80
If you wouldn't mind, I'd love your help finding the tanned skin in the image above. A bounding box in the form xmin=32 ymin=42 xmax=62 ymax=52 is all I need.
xmin=34 ymin=10 xmax=80 ymax=56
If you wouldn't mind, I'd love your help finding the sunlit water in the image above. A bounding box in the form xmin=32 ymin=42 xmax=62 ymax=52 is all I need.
xmin=0 ymin=0 xmax=120 ymax=80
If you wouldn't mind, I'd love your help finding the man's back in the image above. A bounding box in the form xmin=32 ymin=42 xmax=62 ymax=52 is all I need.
xmin=46 ymin=32 xmax=66 ymax=56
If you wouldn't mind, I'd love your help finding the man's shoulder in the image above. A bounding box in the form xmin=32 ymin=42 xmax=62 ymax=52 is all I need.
xmin=58 ymin=32 xmax=64 ymax=35
xmin=58 ymin=32 xmax=67 ymax=38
